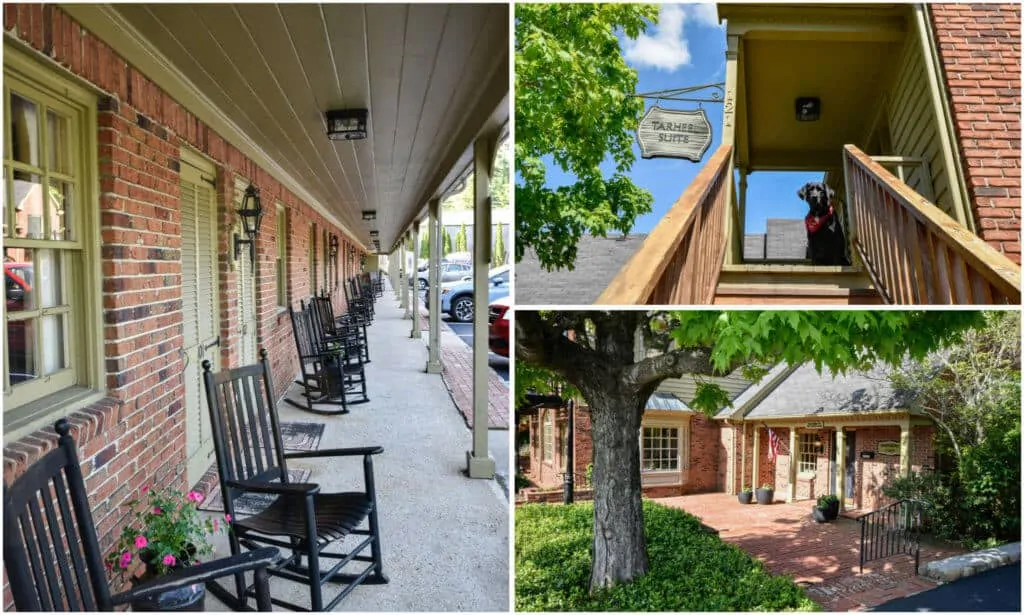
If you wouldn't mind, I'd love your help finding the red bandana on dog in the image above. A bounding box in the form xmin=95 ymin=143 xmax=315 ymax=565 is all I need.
xmin=805 ymin=206 xmax=835 ymax=235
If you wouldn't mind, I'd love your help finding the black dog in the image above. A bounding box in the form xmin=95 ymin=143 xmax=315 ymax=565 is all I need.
xmin=799 ymin=182 xmax=850 ymax=266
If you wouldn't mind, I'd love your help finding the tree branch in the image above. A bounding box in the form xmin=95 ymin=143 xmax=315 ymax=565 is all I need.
xmin=516 ymin=311 xmax=604 ymax=381
xmin=621 ymin=347 xmax=720 ymax=389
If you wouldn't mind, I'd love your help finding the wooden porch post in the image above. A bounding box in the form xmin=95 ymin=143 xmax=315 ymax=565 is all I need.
xmin=900 ymin=419 xmax=911 ymax=478
xmin=723 ymin=34 xmax=741 ymax=265
xmin=409 ymin=221 xmax=421 ymax=338
xmin=399 ymin=232 xmax=410 ymax=314
xmin=426 ymin=198 xmax=442 ymax=373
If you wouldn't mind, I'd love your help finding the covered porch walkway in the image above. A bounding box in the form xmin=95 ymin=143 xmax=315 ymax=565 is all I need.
xmin=655 ymin=493 xmax=963 ymax=611
xmin=202 ymin=292 xmax=508 ymax=611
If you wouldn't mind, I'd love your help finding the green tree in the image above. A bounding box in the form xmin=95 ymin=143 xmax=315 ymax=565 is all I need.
xmin=516 ymin=310 xmax=982 ymax=591
xmin=455 ymin=224 xmax=469 ymax=252
xmin=442 ymin=229 xmax=452 ymax=255
xmin=419 ymin=228 xmax=430 ymax=260
xmin=515 ymin=3 xmax=657 ymax=270
xmin=494 ymin=222 xmax=506 ymax=265
xmin=490 ymin=139 xmax=511 ymax=209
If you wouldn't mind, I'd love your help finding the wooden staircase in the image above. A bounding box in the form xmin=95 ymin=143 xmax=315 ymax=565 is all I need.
xmin=597 ymin=144 xmax=1020 ymax=305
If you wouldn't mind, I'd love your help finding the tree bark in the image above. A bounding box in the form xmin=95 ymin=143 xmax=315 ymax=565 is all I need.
xmin=587 ymin=387 xmax=649 ymax=590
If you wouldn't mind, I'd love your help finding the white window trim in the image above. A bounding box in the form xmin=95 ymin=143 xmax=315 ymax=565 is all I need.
xmin=798 ymin=432 xmax=818 ymax=476
xmin=640 ymin=418 xmax=689 ymax=476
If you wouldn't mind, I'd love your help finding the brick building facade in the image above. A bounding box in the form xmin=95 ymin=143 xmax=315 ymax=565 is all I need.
xmin=2 ymin=5 xmax=365 ymax=603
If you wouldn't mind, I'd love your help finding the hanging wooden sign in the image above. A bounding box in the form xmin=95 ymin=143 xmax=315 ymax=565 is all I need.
xmin=876 ymin=441 xmax=900 ymax=456
xmin=636 ymin=105 xmax=713 ymax=162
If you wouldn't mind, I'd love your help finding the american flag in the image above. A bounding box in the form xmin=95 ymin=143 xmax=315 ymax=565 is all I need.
xmin=768 ymin=428 xmax=781 ymax=463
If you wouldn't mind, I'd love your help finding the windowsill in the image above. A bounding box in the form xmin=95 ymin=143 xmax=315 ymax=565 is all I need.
xmin=3 ymin=387 xmax=106 ymax=444
xmin=797 ymin=471 xmax=817 ymax=480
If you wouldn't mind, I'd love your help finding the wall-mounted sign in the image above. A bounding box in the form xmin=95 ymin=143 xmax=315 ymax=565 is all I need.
xmin=876 ymin=441 xmax=900 ymax=456
xmin=805 ymin=421 xmax=824 ymax=429
xmin=636 ymin=106 xmax=713 ymax=162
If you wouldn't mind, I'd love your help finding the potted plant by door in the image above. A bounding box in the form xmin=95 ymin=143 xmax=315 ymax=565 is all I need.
xmin=738 ymin=486 xmax=754 ymax=505
xmin=755 ymin=483 xmax=774 ymax=505
xmin=106 ymin=486 xmax=228 ymax=611
xmin=812 ymin=493 xmax=841 ymax=522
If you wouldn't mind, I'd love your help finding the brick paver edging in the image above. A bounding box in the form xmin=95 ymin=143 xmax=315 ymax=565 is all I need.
xmin=417 ymin=308 xmax=509 ymax=429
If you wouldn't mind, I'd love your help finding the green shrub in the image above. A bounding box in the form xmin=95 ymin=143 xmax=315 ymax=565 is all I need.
xmin=516 ymin=474 xmax=537 ymax=492
xmin=516 ymin=501 xmax=819 ymax=611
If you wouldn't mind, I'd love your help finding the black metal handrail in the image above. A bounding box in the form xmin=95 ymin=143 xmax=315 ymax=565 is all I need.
xmin=856 ymin=498 xmax=930 ymax=574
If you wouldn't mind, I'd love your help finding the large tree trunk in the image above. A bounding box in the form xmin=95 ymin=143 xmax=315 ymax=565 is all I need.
xmin=588 ymin=388 xmax=649 ymax=591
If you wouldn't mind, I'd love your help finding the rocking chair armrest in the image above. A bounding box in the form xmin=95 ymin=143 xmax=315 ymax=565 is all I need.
xmin=284 ymin=446 xmax=384 ymax=459
xmin=225 ymin=478 xmax=321 ymax=496
xmin=110 ymin=547 xmax=281 ymax=606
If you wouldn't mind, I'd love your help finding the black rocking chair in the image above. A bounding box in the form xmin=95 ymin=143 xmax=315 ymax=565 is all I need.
xmin=286 ymin=304 xmax=365 ymax=414
xmin=201 ymin=349 xmax=388 ymax=611
xmin=3 ymin=419 xmax=279 ymax=611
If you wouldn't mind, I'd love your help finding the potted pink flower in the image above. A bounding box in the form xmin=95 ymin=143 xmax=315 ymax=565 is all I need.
xmin=105 ymin=486 xmax=228 ymax=610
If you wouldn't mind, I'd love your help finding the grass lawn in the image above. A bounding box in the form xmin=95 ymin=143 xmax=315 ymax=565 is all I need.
xmin=516 ymin=500 xmax=819 ymax=611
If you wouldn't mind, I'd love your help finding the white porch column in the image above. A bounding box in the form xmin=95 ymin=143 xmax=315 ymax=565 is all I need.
xmin=900 ymin=419 xmax=911 ymax=478
xmin=409 ymin=221 xmax=421 ymax=338
xmin=836 ymin=427 xmax=846 ymax=511
xmin=426 ymin=198 xmax=442 ymax=373
xmin=389 ymin=249 xmax=400 ymax=300
xmin=788 ymin=427 xmax=797 ymax=503
xmin=752 ymin=425 xmax=760 ymax=489
xmin=467 ymin=131 xmax=497 ymax=479
xmin=400 ymin=231 xmax=411 ymax=317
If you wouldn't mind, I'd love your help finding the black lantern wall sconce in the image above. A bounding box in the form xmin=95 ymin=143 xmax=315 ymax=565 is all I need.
xmin=234 ymin=183 xmax=264 ymax=266
xmin=326 ymin=108 xmax=368 ymax=141
xmin=328 ymin=235 xmax=339 ymax=258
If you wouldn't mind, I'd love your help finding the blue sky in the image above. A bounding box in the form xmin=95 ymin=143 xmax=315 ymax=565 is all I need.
xmin=539 ymin=3 xmax=822 ymax=234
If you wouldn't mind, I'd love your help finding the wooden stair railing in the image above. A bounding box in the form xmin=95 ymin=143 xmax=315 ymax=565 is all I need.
xmin=597 ymin=145 xmax=732 ymax=304
xmin=844 ymin=145 xmax=1021 ymax=304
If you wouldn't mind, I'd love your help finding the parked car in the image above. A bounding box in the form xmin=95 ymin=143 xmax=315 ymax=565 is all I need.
xmin=438 ymin=265 xmax=510 ymax=322
xmin=488 ymin=296 xmax=510 ymax=357
xmin=409 ymin=261 xmax=472 ymax=290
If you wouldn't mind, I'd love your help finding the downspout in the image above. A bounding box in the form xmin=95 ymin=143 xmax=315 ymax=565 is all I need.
xmin=915 ymin=3 xmax=975 ymax=232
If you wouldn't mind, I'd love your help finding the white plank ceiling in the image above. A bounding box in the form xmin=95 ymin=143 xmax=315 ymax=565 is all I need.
xmin=107 ymin=3 xmax=509 ymax=249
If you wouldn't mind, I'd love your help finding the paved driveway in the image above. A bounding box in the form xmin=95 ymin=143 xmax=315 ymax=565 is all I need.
xmin=872 ymin=562 xmax=1020 ymax=612
xmin=655 ymin=493 xmax=964 ymax=611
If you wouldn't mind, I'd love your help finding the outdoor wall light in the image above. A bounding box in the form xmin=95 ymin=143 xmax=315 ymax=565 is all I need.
xmin=326 ymin=108 xmax=369 ymax=141
xmin=234 ymin=183 xmax=264 ymax=265
xmin=329 ymin=234 xmax=339 ymax=257
xmin=361 ymin=210 xmax=376 ymax=221
xmin=795 ymin=97 xmax=821 ymax=122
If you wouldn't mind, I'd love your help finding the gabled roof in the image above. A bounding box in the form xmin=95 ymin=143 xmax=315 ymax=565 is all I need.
xmin=714 ymin=362 xmax=796 ymax=419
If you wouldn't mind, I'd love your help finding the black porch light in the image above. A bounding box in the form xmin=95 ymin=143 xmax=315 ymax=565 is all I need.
xmin=795 ymin=97 xmax=821 ymax=122
xmin=234 ymin=183 xmax=264 ymax=265
xmin=368 ymin=230 xmax=379 ymax=238
xmin=326 ymin=108 xmax=368 ymax=141
xmin=329 ymin=234 xmax=339 ymax=257
xmin=361 ymin=210 xmax=376 ymax=221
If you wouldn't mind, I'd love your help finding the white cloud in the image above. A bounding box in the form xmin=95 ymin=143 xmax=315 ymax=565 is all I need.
xmin=623 ymin=4 xmax=721 ymax=73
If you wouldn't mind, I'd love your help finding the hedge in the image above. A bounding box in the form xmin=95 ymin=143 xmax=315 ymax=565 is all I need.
xmin=516 ymin=500 xmax=819 ymax=611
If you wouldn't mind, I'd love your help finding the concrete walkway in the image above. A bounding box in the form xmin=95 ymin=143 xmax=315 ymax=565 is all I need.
xmin=202 ymin=295 xmax=509 ymax=611
xmin=656 ymin=493 xmax=963 ymax=611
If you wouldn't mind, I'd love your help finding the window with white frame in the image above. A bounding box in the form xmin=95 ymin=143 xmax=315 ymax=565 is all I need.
xmin=3 ymin=52 xmax=98 ymax=423
xmin=542 ymin=410 xmax=553 ymax=462
xmin=275 ymin=205 xmax=287 ymax=308
xmin=642 ymin=426 xmax=680 ymax=471
xmin=798 ymin=432 xmax=818 ymax=474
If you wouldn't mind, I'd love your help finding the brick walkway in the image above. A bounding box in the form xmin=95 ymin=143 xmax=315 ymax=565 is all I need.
xmin=655 ymin=493 xmax=964 ymax=611
xmin=416 ymin=308 xmax=509 ymax=429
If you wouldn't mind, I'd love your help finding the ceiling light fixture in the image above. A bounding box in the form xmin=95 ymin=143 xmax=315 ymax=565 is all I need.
xmin=326 ymin=108 xmax=369 ymax=141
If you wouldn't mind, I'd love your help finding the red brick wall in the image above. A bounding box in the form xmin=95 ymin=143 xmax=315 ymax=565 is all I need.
xmin=931 ymin=3 xmax=1021 ymax=263
xmin=683 ymin=414 xmax=721 ymax=493
xmin=2 ymin=5 xmax=364 ymax=605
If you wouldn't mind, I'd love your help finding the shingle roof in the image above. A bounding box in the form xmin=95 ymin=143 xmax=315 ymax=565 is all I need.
xmin=515 ymin=234 xmax=647 ymax=305
xmin=744 ymin=362 xmax=912 ymax=418
xmin=646 ymin=391 xmax=690 ymax=412
xmin=765 ymin=219 xmax=807 ymax=260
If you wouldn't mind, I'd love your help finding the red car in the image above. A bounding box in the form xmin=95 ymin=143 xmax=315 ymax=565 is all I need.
xmin=487 ymin=296 xmax=510 ymax=357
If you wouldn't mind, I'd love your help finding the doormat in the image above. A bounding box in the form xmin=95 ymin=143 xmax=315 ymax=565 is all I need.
xmin=196 ymin=421 xmax=324 ymax=515
xmin=198 ymin=467 xmax=311 ymax=515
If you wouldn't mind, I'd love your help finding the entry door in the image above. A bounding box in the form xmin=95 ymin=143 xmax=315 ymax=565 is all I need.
xmin=844 ymin=431 xmax=857 ymax=505
xmin=234 ymin=181 xmax=257 ymax=363
xmin=181 ymin=158 xmax=220 ymax=485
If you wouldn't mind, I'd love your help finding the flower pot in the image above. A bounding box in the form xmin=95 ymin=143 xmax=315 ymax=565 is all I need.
xmin=824 ymin=500 xmax=840 ymax=520
xmin=755 ymin=488 xmax=774 ymax=505
xmin=131 ymin=547 xmax=206 ymax=612
xmin=811 ymin=506 xmax=829 ymax=523
xmin=738 ymin=491 xmax=753 ymax=505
